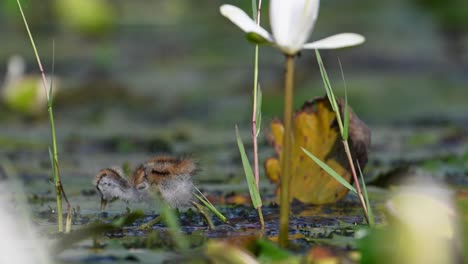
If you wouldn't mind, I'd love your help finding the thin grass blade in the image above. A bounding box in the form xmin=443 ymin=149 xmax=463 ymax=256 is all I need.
xmin=235 ymin=125 xmax=262 ymax=209
xmin=357 ymin=162 xmax=374 ymax=226
xmin=16 ymin=0 xmax=49 ymax=101
xmin=301 ymin=147 xmax=357 ymax=194
xmin=315 ymin=50 xmax=338 ymax=113
xmin=343 ymin=84 xmax=349 ymax=141
xmin=193 ymin=190 xmax=228 ymax=224
xmin=16 ymin=0 xmax=65 ymax=232
xmin=338 ymin=60 xmax=349 ymax=140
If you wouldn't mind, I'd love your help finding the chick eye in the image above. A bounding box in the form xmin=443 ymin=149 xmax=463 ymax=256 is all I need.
xmin=137 ymin=183 xmax=147 ymax=190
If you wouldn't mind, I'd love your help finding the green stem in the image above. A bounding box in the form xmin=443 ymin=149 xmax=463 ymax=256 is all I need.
xmin=331 ymin=94 xmax=369 ymax=223
xmin=342 ymin=140 xmax=369 ymax=221
xmin=251 ymin=0 xmax=264 ymax=228
xmin=335 ymin=106 xmax=366 ymax=209
xmin=279 ymin=55 xmax=295 ymax=247
xmin=49 ymin=105 xmax=63 ymax=232
xmin=252 ymin=44 xmax=260 ymax=188
xmin=193 ymin=189 xmax=229 ymax=224
xmin=16 ymin=0 xmax=49 ymax=100
xmin=251 ymin=0 xmax=261 ymax=187
xmin=251 ymin=45 xmax=264 ymax=229
xmin=357 ymin=162 xmax=374 ymax=226
xmin=335 ymin=105 xmax=345 ymax=139
xmin=17 ymin=0 xmax=64 ymax=232
xmin=257 ymin=207 xmax=265 ymax=230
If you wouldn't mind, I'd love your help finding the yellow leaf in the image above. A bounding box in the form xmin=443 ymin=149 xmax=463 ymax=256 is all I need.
xmin=265 ymin=97 xmax=370 ymax=204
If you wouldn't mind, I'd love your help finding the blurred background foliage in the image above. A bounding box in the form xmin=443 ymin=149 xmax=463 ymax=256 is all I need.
xmin=1 ymin=0 xmax=467 ymax=123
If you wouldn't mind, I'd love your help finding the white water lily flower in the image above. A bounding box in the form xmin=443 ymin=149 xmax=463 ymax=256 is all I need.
xmin=220 ymin=0 xmax=365 ymax=55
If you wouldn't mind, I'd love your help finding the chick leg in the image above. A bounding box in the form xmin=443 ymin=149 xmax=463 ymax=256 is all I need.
xmin=100 ymin=198 xmax=108 ymax=212
xmin=191 ymin=201 xmax=214 ymax=230
xmin=136 ymin=216 xmax=162 ymax=231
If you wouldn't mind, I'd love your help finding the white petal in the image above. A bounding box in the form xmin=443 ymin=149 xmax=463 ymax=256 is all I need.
xmin=220 ymin=5 xmax=272 ymax=42
xmin=303 ymin=33 xmax=365 ymax=49
xmin=270 ymin=0 xmax=319 ymax=55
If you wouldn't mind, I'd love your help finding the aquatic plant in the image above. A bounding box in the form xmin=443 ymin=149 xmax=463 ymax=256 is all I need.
xmin=221 ymin=0 xmax=365 ymax=246
xmin=232 ymin=0 xmax=266 ymax=229
xmin=301 ymin=51 xmax=374 ymax=225
xmin=15 ymin=0 xmax=71 ymax=233
xmin=235 ymin=125 xmax=264 ymax=228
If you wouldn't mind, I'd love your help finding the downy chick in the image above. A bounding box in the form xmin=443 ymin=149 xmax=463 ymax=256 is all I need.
xmin=95 ymin=156 xmax=197 ymax=210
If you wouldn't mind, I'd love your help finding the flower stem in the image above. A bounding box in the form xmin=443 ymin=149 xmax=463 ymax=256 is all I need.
xmin=279 ymin=55 xmax=295 ymax=247
xmin=251 ymin=0 xmax=263 ymax=188
xmin=252 ymin=44 xmax=260 ymax=188
xmin=251 ymin=0 xmax=264 ymax=228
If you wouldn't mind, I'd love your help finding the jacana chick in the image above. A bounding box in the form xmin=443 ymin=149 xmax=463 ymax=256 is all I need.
xmin=132 ymin=155 xmax=197 ymax=208
xmin=94 ymin=156 xmax=217 ymax=229
xmin=95 ymin=156 xmax=197 ymax=210
xmin=94 ymin=167 xmax=141 ymax=211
